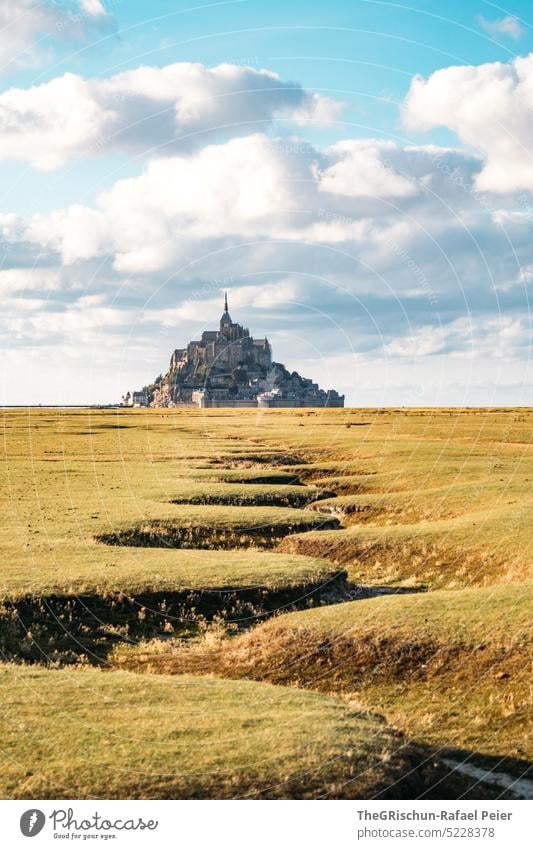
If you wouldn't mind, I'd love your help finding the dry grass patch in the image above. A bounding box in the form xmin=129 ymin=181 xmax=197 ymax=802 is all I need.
xmin=97 ymin=504 xmax=340 ymax=550
xmin=279 ymin=504 xmax=532 ymax=589
xmin=2 ymin=408 xmax=532 ymax=798
xmin=0 ymin=547 xmax=344 ymax=664
xmin=309 ymin=478 xmax=533 ymax=526
xmin=115 ymin=584 xmax=531 ymax=773
xmin=184 ymin=468 xmax=305 ymax=485
xmin=169 ymin=481 xmax=334 ymax=507
xmin=0 ymin=546 xmax=339 ymax=601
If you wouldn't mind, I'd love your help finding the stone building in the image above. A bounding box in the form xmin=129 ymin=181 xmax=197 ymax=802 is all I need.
xmin=130 ymin=294 xmax=344 ymax=408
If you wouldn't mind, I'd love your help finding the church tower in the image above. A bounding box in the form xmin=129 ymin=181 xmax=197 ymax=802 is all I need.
xmin=220 ymin=291 xmax=232 ymax=328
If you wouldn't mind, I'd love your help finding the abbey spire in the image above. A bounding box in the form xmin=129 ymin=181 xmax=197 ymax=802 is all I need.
xmin=220 ymin=290 xmax=232 ymax=327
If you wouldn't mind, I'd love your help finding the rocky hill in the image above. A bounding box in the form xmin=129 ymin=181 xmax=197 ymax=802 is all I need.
xmin=124 ymin=295 xmax=344 ymax=409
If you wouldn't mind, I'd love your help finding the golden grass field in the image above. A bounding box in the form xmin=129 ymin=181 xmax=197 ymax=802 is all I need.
xmin=0 ymin=406 xmax=531 ymax=798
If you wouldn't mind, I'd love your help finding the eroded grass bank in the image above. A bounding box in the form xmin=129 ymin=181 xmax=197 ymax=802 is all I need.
xmin=113 ymin=583 xmax=532 ymax=776
xmin=1 ymin=407 xmax=531 ymax=799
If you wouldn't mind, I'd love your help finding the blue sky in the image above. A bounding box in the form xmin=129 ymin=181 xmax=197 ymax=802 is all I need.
xmin=6 ymin=0 xmax=533 ymax=211
xmin=0 ymin=0 xmax=532 ymax=404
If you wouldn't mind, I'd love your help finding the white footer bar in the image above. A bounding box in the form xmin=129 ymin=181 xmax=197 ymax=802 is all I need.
xmin=1 ymin=800 xmax=530 ymax=849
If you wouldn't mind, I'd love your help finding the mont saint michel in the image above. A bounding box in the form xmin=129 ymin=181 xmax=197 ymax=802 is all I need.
xmin=124 ymin=294 xmax=344 ymax=408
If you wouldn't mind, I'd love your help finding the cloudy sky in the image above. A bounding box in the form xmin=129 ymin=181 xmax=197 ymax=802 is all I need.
xmin=0 ymin=0 xmax=532 ymax=405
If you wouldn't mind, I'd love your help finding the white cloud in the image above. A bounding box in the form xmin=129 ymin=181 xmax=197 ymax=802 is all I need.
xmin=1 ymin=129 xmax=531 ymax=405
xmin=403 ymin=53 xmax=533 ymax=192
xmin=0 ymin=62 xmax=343 ymax=169
xmin=0 ymin=45 xmax=529 ymax=405
xmin=478 ymin=15 xmax=525 ymax=40
xmin=4 ymin=293 xmax=129 ymax=343
xmin=386 ymin=324 xmax=448 ymax=357
xmin=24 ymin=134 xmax=301 ymax=267
xmin=154 ymin=280 xmax=302 ymax=326
xmin=316 ymin=140 xmax=417 ymax=198
xmin=0 ymin=268 xmax=62 ymax=295
xmin=1 ymin=134 xmax=526 ymax=326
xmin=23 ymin=134 xmax=484 ymax=272
xmin=289 ymin=92 xmax=344 ymax=126
xmin=0 ymin=0 xmax=116 ymax=74
xmin=27 ymin=204 xmax=112 ymax=263
xmin=79 ymin=0 xmax=107 ymax=16
xmin=385 ymin=315 xmax=531 ymax=360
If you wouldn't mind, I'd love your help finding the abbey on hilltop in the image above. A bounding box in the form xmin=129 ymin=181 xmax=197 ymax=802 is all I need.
xmin=123 ymin=294 xmax=344 ymax=408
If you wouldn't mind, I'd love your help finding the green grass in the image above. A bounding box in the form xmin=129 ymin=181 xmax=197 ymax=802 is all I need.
xmin=118 ymin=584 xmax=531 ymax=771
xmin=1 ymin=407 xmax=532 ymax=798
xmin=97 ymin=503 xmax=338 ymax=550
xmin=0 ymin=409 xmax=343 ymax=664
xmin=185 ymin=468 xmax=304 ymax=484
xmin=273 ymin=582 xmax=532 ymax=645
xmin=0 ymin=666 xmax=448 ymax=800
xmin=310 ymin=476 xmax=533 ymax=525
xmin=169 ymin=481 xmax=330 ymax=507
xmin=0 ymin=546 xmax=339 ymax=601
xmin=5 ymin=405 xmax=530 ymax=588
xmin=275 ymin=584 xmax=533 ymax=767
xmin=279 ymin=502 xmax=532 ymax=588
xmin=0 ymin=546 xmax=346 ymax=666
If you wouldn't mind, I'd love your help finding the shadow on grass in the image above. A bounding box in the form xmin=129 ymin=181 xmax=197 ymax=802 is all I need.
xmin=0 ymin=572 xmax=348 ymax=665
xmin=436 ymin=748 xmax=533 ymax=800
